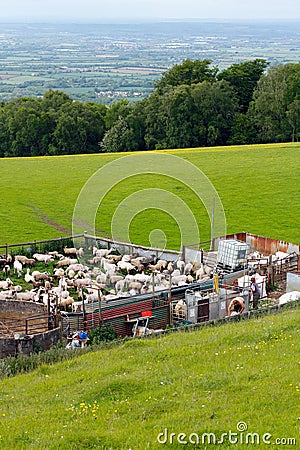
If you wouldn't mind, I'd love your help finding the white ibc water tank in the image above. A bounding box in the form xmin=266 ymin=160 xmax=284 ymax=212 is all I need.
xmin=217 ymin=239 xmax=249 ymax=270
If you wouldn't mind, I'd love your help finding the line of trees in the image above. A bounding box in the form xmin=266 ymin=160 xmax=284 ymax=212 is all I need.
xmin=1 ymin=58 xmax=300 ymax=157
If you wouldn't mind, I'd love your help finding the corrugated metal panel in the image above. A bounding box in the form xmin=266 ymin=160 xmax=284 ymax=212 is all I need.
xmin=152 ymin=305 xmax=169 ymax=330
xmin=61 ymin=313 xmax=85 ymax=335
xmin=102 ymin=299 xmax=152 ymax=320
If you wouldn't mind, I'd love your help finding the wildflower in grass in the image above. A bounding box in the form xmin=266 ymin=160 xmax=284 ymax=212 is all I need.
xmin=69 ymin=400 xmax=99 ymax=418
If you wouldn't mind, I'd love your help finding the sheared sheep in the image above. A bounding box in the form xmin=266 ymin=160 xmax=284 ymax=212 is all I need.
xmin=15 ymin=255 xmax=35 ymax=266
xmin=16 ymin=290 xmax=36 ymax=302
xmin=63 ymin=246 xmax=78 ymax=256
xmin=55 ymin=258 xmax=72 ymax=267
xmin=108 ymin=274 xmax=124 ymax=284
xmin=32 ymin=271 xmax=50 ymax=282
xmin=74 ymin=278 xmax=92 ymax=288
xmin=66 ymin=263 xmax=87 ymax=273
xmin=53 ymin=268 xmax=65 ymax=278
xmin=59 ymin=296 xmax=74 ymax=310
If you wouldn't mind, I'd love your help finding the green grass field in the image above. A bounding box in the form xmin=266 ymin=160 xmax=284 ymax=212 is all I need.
xmin=0 ymin=144 xmax=299 ymax=449
xmin=0 ymin=308 xmax=299 ymax=449
xmin=0 ymin=142 xmax=299 ymax=248
xmin=0 ymin=142 xmax=299 ymax=249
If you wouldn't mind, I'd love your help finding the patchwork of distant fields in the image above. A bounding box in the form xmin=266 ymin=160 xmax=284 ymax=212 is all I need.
xmin=1 ymin=21 xmax=300 ymax=104
xmin=0 ymin=142 xmax=299 ymax=249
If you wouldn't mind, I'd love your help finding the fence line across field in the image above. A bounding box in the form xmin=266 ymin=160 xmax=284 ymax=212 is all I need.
xmin=0 ymin=232 xmax=181 ymax=261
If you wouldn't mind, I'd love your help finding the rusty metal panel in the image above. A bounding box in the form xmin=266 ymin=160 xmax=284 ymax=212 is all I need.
xmin=214 ymin=232 xmax=300 ymax=256
xmin=245 ymin=233 xmax=300 ymax=255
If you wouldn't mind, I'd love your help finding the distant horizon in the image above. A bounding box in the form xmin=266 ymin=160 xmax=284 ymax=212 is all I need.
xmin=1 ymin=17 xmax=300 ymax=24
xmin=2 ymin=0 xmax=300 ymax=22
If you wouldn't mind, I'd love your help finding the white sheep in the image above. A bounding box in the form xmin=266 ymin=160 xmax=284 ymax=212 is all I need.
xmin=0 ymin=290 xmax=15 ymax=300
xmin=48 ymin=250 xmax=64 ymax=259
xmin=128 ymin=281 xmax=142 ymax=292
xmin=13 ymin=259 xmax=23 ymax=277
xmin=71 ymin=300 xmax=89 ymax=312
xmin=96 ymin=273 xmax=107 ymax=284
xmin=115 ymin=279 xmax=126 ymax=292
xmin=67 ymin=269 xmax=75 ymax=279
xmin=84 ymin=292 xmax=100 ymax=303
xmin=171 ymin=269 xmax=181 ymax=277
xmin=2 ymin=264 xmax=10 ymax=276
xmin=176 ymin=258 xmax=185 ymax=274
xmin=74 ymin=278 xmax=92 ymax=288
xmin=106 ymin=254 xmax=123 ymax=262
xmin=25 ymin=268 xmax=34 ymax=283
xmin=93 ymin=247 xmax=113 ymax=258
xmin=278 ymin=291 xmax=300 ymax=305
xmin=133 ymin=272 xmax=151 ymax=284
xmin=108 ymin=274 xmax=124 ymax=284
xmin=16 ymin=290 xmax=36 ymax=302
xmin=101 ymin=258 xmax=117 ymax=273
xmin=196 ymin=263 xmax=205 ymax=280
xmin=33 ymin=253 xmax=54 ymax=264
xmin=184 ymin=262 xmax=193 ymax=275
xmin=172 ymin=274 xmax=187 ymax=286
xmin=56 ymin=258 xmax=72 ymax=267
xmin=174 ymin=299 xmax=187 ymax=318
xmin=76 ymin=247 xmax=85 ymax=258
xmin=66 ymin=263 xmax=86 ymax=273
xmin=32 ymin=271 xmax=50 ymax=282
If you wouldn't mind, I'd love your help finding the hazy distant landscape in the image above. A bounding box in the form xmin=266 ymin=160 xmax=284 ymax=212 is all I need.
xmin=1 ymin=20 xmax=300 ymax=104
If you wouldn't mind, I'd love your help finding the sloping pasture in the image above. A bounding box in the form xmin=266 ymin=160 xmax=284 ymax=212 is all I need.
xmin=0 ymin=308 xmax=299 ymax=449
xmin=0 ymin=142 xmax=299 ymax=249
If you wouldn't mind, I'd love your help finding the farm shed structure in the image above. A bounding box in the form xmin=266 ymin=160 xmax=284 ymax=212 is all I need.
xmin=61 ymin=270 xmax=244 ymax=337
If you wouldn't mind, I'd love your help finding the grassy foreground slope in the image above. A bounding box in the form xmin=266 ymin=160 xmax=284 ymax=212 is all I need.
xmin=0 ymin=142 xmax=299 ymax=248
xmin=0 ymin=309 xmax=299 ymax=449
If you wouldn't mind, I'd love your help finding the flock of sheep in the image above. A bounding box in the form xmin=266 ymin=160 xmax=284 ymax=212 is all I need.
xmin=0 ymin=245 xmax=214 ymax=312
xmin=1 ymin=242 xmax=295 ymax=315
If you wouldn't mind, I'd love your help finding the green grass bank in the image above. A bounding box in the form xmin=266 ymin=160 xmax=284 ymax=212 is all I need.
xmin=0 ymin=308 xmax=299 ymax=449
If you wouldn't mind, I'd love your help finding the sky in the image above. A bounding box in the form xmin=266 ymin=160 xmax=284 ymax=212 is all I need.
xmin=2 ymin=0 xmax=300 ymax=22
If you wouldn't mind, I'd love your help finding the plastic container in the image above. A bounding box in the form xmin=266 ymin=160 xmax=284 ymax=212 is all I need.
xmin=217 ymin=239 xmax=249 ymax=270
